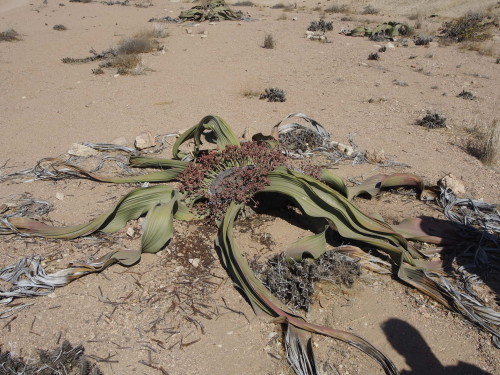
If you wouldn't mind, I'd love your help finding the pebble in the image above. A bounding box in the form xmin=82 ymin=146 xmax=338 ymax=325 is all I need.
xmin=55 ymin=192 xmax=65 ymax=201
xmin=189 ymin=258 xmax=200 ymax=267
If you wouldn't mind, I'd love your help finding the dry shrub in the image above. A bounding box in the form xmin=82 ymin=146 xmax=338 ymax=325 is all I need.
xmin=0 ymin=28 xmax=20 ymax=41
xmin=466 ymin=120 xmax=499 ymax=165
xmin=271 ymin=3 xmax=286 ymax=9
xmin=262 ymin=33 xmax=275 ymax=49
xmin=324 ymin=3 xmax=350 ymax=14
xmin=460 ymin=40 xmax=498 ymax=56
xmin=117 ymin=33 xmax=159 ymax=54
xmin=69 ymin=0 xmax=92 ymax=3
xmin=53 ymin=24 xmax=67 ymax=31
xmin=100 ymin=53 xmax=142 ymax=74
xmin=260 ymin=87 xmax=286 ymax=102
xmin=233 ymin=1 xmax=254 ymax=6
xmin=408 ymin=11 xmax=424 ymax=29
xmin=440 ymin=12 xmax=494 ymax=42
xmin=361 ymin=5 xmax=379 ymax=15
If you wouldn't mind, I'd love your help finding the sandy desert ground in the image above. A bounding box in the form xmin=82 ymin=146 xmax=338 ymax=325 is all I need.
xmin=0 ymin=0 xmax=499 ymax=374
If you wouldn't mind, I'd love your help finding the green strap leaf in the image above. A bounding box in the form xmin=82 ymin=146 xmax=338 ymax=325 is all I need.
xmin=284 ymin=229 xmax=328 ymax=263
xmin=7 ymin=185 xmax=174 ymax=238
xmin=172 ymin=115 xmax=240 ymax=160
xmin=141 ymin=192 xmax=178 ymax=253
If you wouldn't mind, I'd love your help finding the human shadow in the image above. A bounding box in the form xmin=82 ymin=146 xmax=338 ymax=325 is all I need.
xmin=382 ymin=318 xmax=493 ymax=375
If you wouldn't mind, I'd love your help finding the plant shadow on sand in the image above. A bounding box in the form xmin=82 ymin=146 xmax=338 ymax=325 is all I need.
xmin=382 ymin=318 xmax=493 ymax=375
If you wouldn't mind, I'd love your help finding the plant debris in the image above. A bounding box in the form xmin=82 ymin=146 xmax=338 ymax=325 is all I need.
xmin=260 ymin=87 xmax=286 ymax=102
xmin=0 ymin=340 xmax=102 ymax=375
xmin=307 ymin=19 xmax=333 ymax=33
xmin=179 ymin=0 xmax=243 ymax=22
xmin=416 ymin=112 xmax=447 ymax=129
xmin=457 ymin=90 xmax=476 ymax=100
xmin=440 ymin=12 xmax=494 ymax=42
xmin=0 ymin=28 xmax=21 ymax=42
xmin=253 ymin=251 xmax=361 ymax=311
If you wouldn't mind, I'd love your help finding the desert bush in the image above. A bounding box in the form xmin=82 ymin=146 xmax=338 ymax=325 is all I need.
xmin=440 ymin=12 xmax=493 ymax=42
xmin=307 ymin=19 xmax=333 ymax=32
xmin=53 ymin=24 xmax=67 ymax=31
xmin=361 ymin=5 xmax=379 ymax=15
xmin=100 ymin=53 xmax=141 ymax=73
xmin=414 ymin=35 xmax=432 ymax=45
xmin=101 ymin=0 xmax=129 ymax=4
xmin=135 ymin=0 xmax=153 ymax=7
xmin=0 ymin=28 xmax=20 ymax=41
xmin=324 ymin=3 xmax=350 ymax=14
xmin=262 ymin=33 xmax=275 ymax=49
xmin=260 ymin=87 xmax=286 ymax=102
xmin=416 ymin=112 xmax=446 ymax=129
xmin=368 ymin=52 xmax=380 ymax=60
xmin=378 ymin=46 xmax=386 ymax=52
xmin=69 ymin=0 xmax=92 ymax=3
xmin=466 ymin=120 xmax=499 ymax=165
xmin=271 ymin=3 xmax=285 ymax=9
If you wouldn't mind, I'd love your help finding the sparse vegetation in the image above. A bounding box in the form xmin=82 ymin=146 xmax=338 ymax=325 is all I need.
xmin=233 ymin=0 xmax=254 ymax=5
xmin=466 ymin=120 xmax=499 ymax=165
xmin=0 ymin=28 xmax=20 ymax=42
xmin=53 ymin=24 xmax=67 ymax=31
xmin=101 ymin=0 xmax=129 ymax=5
xmin=416 ymin=112 xmax=447 ymax=129
xmin=241 ymin=88 xmax=261 ymax=98
xmin=458 ymin=90 xmax=476 ymax=100
xmin=135 ymin=0 xmax=154 ymax=7
xmin=440 ymin=12 xmax=494 ymax=42
xmin=262 ymin=33 xmax=276 ymax=49
xmin=378 ymin=46 xmax=386 ymax=52
xmin=361 ymin=5 xmax=379 ymax=15
xmin=325 ymin=3 xmax=350 ymax=14
xmin=368 ymin=52 xmax=380 ymax=60
xmin=271 ymin=3 xmax=286 ymax=9
xmin=62 ymin=31 xmax=160 ymax=75
xmin=69 ymin=0 xmax=92 ymax=3
xmin=414 ymin=35 xmax=433 ymax=45
xmin=393 ymin=80 xmax=408 ymax=86
xmin=307 ymin=19 xmax=333 ymax=32
xmin=260 ymin=87 xmax=286 ymax=102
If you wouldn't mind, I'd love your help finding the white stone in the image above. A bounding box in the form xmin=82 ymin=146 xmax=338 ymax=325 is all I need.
xmin=439 ymin=174 xmax=466 ymax=196
xmin=134 ymin=132 xmax=156 ymax=150
xmin=126 ymin=227 xmax=135 ymax=237
xmin=67 ymin=143 xmax=98 ymax=157
xmin=385 ymin=42 xmax=395 ymax=49
xmin=55 ymin=192 xmax=65 ymax=201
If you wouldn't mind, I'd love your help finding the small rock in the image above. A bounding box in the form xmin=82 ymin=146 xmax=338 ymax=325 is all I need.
xmin=126 ymin=227 xmax=135 ymax=238
xmin=134 ymin=132 xmax=156 ymax=150
xmin=189 ymin=258 xmax=200 ymax=267
xmin=365 ymin=149 xmax=386 ymax=163
xmin=200 ymin=34 xmax=207 ymax=39
xmin=439 ymin=174 xmax=466 ymax=196
xmin=184 ymin=28 xmax=192 ymax=34
xmin=55 ymin=192 xmax=65 ymax=201
xmin=209 ymin=22 xmax=216 ymax=25
xmin=112 ymin=137 xmax=128 ymax=146
xmin=67 ymin=143 xmax=98 ymax=157
xmin=292 ymin=17 xmax=298 ymax=21
xmin=385 ymin=42 xmax=395 ymax=49
xmin=330 ymin=141 xmax=354 ymax=156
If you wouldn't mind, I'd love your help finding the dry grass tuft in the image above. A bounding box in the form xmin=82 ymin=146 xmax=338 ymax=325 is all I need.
xmin=466 ymin=120 xmax=499 ymax=165
xmin=262 ymin=33 xmax=276 ymax=49
xmin=117 ymin=33 xmax=160 ymax=54
xmin=277 ymin=12 xmax=287 ymax=20
xmin=0 ymin=28 xmax=21 ymax=41
xmin=324 ymin=3 xmax=350 ymax=14
xmin=361 ymin=5 xmax=379 ymax=15
xmin=241 ymin=88 xmax=261 ymax=98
